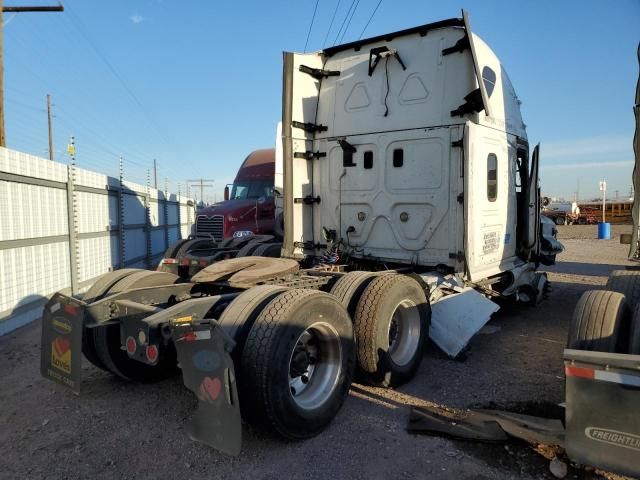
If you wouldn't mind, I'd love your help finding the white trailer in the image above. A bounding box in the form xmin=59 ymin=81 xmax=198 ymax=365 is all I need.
xmin=40 ymin=12 xmax=562 ymax=455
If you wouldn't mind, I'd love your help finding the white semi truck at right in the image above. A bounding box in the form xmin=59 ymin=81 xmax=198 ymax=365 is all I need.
xmin=40 ymin=11 xmax=562 ymax=455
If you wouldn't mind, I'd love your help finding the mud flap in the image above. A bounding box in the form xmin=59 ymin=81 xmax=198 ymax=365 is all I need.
xmin=173 ymin=321 xmax=242 ymax=456
xmin=40 ymin=293 xmax=85 ymax=394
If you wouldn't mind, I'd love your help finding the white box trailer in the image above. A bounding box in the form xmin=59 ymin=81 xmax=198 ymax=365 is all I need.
xmin=40 ymin=12 xmax=562 ymax=455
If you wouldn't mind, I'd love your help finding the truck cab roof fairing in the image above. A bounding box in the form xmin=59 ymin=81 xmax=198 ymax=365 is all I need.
xmin=316 ymin=14 xmax=526 ymax=139
xmin=322 ymin=17 xmax=465 ymax=57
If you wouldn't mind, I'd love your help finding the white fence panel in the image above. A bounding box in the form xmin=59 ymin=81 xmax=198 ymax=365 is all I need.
xmin=0 ymin=147 xmax=195 ymax=335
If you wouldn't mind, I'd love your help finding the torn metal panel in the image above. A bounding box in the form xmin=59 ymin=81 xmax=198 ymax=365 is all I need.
xmin=429 ymin=287 xmax=499 ymax=357
xmin=473 ymin=409 xmax=565 ymax=447
xmin=408 ymin=405 xmax=508 ymax=442
xmin=409 ymin=405 xmax=565 ymax=447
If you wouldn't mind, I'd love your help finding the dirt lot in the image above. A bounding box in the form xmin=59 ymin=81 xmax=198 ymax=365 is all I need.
xmin=0 ymin=225 xmax=636 ymax=480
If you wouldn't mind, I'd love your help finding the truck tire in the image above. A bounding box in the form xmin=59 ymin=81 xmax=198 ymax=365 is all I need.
xmin=82 ymin=268 xmax=141 ymax=303
xmin=81 ymin=268 xmax=141 ymax=371
xmin=251 ymin=243 xmax=282 ymax=258
xmin=274 ymin=212 xmax=285 ymax=241
xmin=629 ymin=303 xmax=640 ymax=354
xmin=235 ymin=241 xmax=263 ymax=258
xmin=163 ymin=239 xmax=189 ymax=259
xmin=217 ymin=285 xmax=288 ymax=358
xmin=606 ymin=270 xmax=640 ymax=308
xmin=239 ymin=289 xmax=355 ymax=439
xmin=353 ymin=274 xmax=431 ymax=387
xmin=108 ymin=270 xmax=180 ymax=293
xmin=567 ymin=290 xmax=629 ymax=353
xmin=329 ymin=271 xmax=387 ymax=316
xmin=175 ymin=238 xmax=217 ymax=258
xmin=554 ymin=216 xmax=565 ymax=226
xmin=93 ymin=271 xmax=182 ymax=381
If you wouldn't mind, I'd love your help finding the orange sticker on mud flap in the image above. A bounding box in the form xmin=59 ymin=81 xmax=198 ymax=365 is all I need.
xmin=51 ymin=337 xmax=72 ymax=374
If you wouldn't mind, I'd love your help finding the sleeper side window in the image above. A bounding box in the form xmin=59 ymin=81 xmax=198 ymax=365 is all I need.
xmin=487 ymin=153 xmax=498 ymax=202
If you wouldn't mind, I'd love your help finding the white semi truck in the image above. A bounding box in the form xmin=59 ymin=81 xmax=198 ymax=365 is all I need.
xmin=40 ymin=12 xmax=561 ymax=455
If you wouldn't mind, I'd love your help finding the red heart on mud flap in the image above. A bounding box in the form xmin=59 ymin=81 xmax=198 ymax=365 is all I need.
xmin=199 ymin=376 xmax=221 ymax=402
xmin=53 ymin=337 xmax=71 ymax=356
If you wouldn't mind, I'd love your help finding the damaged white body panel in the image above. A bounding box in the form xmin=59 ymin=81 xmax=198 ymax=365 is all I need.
xmin=429 ymin=288 xmax=500 ymax=357
xmin=421 ymin=271 xmax=500 ymax=357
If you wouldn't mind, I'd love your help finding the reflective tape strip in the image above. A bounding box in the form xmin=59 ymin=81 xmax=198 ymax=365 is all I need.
xmin=177 ymin=330 xmax=211 ymax=342
xmin=565 ymin=366 xmax=594 ymax=379
xmin=566 ymin=366 xmax=640 ymax=386
xmin=594 ymin=370 xmax=640 ymax=387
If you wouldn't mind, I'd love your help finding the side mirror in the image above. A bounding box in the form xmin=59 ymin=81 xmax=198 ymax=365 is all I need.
xmin=224 ymin=186 xmax=229 ymax=201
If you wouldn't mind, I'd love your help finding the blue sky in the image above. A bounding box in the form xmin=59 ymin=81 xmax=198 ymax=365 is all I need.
xmin=3 ymin=0 xmax=639 ymax=202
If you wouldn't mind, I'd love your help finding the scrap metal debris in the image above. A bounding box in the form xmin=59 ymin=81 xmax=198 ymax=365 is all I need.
xmin=408 ymin=404 xmax=565 ymax=447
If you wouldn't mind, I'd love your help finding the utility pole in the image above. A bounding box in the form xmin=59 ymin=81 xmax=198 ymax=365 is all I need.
xmin=0 ymin=1 xmax=64 ymax=147
xmin=153 ymin=159 xmax=157 ymax=189
xmin=46 ymin=93 xmax=53 ymax=160
xmin=187 ymin=178 xmax=215 ymax=205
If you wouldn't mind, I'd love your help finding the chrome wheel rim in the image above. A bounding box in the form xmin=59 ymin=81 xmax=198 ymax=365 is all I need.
xmin=388 ymin=300 xmax=421 ymax=366
xmin=288 ymin=322 xmax=342 ymax=410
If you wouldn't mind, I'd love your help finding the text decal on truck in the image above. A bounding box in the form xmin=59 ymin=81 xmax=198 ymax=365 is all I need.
xmin=585 ymin=427 xmax=640 ymax=451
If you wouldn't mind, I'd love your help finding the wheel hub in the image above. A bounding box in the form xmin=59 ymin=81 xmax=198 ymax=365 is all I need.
xmin=387 ymin=300 xmax=421 ymax=367
xmin=288 ymin=323 xmax=342 ymax=410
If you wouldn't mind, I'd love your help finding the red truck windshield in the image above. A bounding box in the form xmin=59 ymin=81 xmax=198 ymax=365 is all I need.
xmin=228 ymin=181 xmax=273 ymax=200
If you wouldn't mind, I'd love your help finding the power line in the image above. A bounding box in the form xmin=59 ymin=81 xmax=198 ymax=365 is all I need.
xmin=322 ymin=0 xmax=342 ymax=48
xmin=359 ymin=0 xmax=382 ymax=39
xmin=63 ymin=4 xmax=175 ymax=153
xmin=0 ymin=1 xmax=64 ymax=146
xmin=4 ymin=28 xmax=161 ymax=165
xmin=4 ymin=30 xmax=180 ymax=178
xmin=3 ymin=5 xmax=186 ymax=187
xmin=303 ymin=0 xmax=320 ymax=53
xmin=332 ymin=0 xmax=356 ymax=46
xmin=338 ymin=0 xmax=360 ymax=44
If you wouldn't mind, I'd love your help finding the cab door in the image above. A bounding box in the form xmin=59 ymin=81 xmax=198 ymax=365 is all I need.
xmin=526 ymin=144 xmax=541 ymax=257
xmin=257 ymin=192 xmax=276 ymax=234
xmin=464 ymin=125 xmax=516 ymax=281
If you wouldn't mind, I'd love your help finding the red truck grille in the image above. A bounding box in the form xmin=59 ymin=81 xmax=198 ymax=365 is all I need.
xmin=196 ymin=215 xmax=224 ymax=241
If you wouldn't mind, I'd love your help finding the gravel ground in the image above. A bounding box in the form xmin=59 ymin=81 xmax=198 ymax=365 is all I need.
xmin=0 ymin=225 xmax=636 ymax=480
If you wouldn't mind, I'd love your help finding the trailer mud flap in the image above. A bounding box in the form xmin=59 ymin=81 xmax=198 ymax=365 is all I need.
xmin=173 ymin=321 xmax=241 ymax=456
xmin=40 ymin=293 xmax=85 ymax=394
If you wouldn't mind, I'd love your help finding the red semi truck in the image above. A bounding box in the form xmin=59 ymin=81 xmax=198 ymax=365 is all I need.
xmin=195 ymin=148 xmax=278 ymax=240
xmin=158 ymin=148 xmax=283 ymax=277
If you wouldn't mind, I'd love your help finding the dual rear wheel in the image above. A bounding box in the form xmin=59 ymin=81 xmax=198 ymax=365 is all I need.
xmin=330 ymin=272 xmax=431 ymax=387
xmin=81 ymin=268 xmax=429 ymax=438
xmin=82 ymin=269 xmax=180 ymax=381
